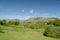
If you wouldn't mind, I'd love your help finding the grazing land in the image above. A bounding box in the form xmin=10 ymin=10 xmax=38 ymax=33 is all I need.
xmin=0 ymin=17 xmax=60 ymax=40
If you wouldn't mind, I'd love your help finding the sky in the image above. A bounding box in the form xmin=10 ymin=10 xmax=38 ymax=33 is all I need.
xmin=0 ymin=0 xmax=60 ymax=20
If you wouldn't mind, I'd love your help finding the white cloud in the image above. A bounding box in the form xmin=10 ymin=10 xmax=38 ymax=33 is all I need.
xmin=21 ymin=10 xmax=24 ymax=12
xmin=29 ymin=9 xmax=34 ymax=14
xmin=27 ymin=16 xmax=31 ymax=18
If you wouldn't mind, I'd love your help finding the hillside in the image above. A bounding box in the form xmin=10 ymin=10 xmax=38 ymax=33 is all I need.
xmin=24 ymin=17 xmax=58 ymax=23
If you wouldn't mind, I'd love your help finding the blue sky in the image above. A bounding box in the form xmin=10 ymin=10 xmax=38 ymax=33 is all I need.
xmin=0 ymin=0 xmax=60 ymax=20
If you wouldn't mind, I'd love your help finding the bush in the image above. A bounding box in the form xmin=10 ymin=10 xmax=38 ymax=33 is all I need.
xmin=47 ymin=20 xmax=60 ymax=26
xmin=24 ymin=22 xmax=46 ymax=29
xmin=0 ymin=19 xmax=7 ymax=26
xmin=44 ymin=26 xmax=60 ymax=38
xmin=8 ymin=20 xmax=20 ymax=25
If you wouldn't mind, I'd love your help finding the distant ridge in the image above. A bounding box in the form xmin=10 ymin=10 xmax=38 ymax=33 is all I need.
xmin=24 ymin=17 xmax=58 ymax=22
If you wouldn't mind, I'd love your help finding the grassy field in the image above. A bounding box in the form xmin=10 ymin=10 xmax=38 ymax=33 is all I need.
xmin=0 ymin=27 xmax=60 ymax=40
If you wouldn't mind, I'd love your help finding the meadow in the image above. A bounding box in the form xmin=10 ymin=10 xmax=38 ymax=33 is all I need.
xmin=0 ymin=18 xmax=60 ymax=40
xmin=0 ymin=26 xmax=60 ymax=40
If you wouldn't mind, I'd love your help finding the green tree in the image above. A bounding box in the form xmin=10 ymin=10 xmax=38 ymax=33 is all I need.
xmin=0 ymin=19 xmax=7 ymax=26
xmin=8 ymin=20 xmax=20 ymax=25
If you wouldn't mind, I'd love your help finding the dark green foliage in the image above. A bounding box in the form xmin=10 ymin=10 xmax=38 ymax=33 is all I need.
xmin=47 ymin=20 xmax=60 ymax=26
xmin=0 ymin=19 xmax=20 ymax=26
xmin=8 ymin=20 xmax=20 ymax=25
xmin=0 ymin=19 xmax=7 ymax=26
xmin=44 ymin=26 xmax=60 ymax=38
xmin=24 ymin=22 xmax=47 ymax=29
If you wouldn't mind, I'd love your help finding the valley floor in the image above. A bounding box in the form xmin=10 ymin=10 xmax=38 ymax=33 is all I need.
xmin=0 ymin=28 xmax=60 ymax=40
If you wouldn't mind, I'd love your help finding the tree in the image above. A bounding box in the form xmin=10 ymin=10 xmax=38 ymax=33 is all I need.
xmin=8 ymin=20 xmax=20 ymax=25
xmin=0 ymin=19 xmax=7 ymax=26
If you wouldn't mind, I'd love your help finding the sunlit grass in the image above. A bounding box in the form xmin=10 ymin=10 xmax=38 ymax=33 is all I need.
xmin=0 ymin=27 xmax=60 ymax=40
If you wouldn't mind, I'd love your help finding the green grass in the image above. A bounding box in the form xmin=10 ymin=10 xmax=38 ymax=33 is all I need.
xmin=0 ymin=28 xmax=60 ymax=40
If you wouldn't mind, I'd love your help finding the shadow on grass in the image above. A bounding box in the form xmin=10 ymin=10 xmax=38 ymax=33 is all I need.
xmin=0 ymin=31 xmax=5 ymax=33
xmin=43 ymin=33 xmax=60 ymax=39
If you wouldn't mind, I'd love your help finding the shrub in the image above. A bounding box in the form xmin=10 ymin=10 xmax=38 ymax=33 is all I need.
xmin=8 ymin=20 xmax=20 ymax=25
xmin=47 ymin=20 xmax=60 ymax=26
xmin=44 ymin=26 xmax=60 ymax=38
xmin=24 ymin=22 xmax=46 ymax=29
xmin=0 ymin=19 xmax=7 ymax=26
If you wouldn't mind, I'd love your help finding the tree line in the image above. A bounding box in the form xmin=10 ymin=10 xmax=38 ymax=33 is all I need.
xmin=0 ymin=19 xmax=20 ymax=26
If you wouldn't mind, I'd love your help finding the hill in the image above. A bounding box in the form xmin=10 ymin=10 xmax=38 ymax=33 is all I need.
xmin=24 ymin=17 xmax=58 ymax=23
